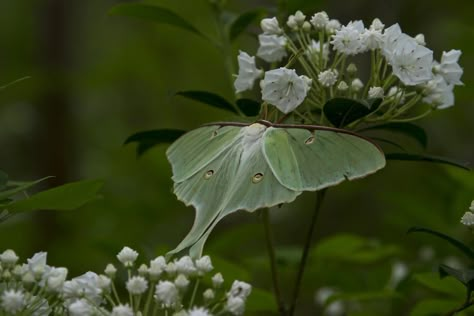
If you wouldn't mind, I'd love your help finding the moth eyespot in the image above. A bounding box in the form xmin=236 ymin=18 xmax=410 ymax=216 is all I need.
xmin=305 ymin=136 xmax=315 ymax=145
xmin=204 ymin=170 xmax=214 ymax=179
xmin=252 ymin=173 xmax=264 ymax=183
xmin=211 ymin=130 xmax=218 ymax=138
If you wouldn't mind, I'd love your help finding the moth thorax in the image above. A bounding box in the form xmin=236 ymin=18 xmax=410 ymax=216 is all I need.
xmin=252 ymin=173 xmax=264 ymax=183
xmin=203 ymin=170 xmax=214 ymax=179
xmin=242 ymin=123 xmax=266 ymax=149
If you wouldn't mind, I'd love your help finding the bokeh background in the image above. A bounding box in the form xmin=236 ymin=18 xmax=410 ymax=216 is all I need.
xmin=0 ymin=0 xmax=473 ymax=314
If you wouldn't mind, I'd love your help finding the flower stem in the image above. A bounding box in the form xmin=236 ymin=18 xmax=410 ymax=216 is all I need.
xmin=288 ymin=189 xmax=327 ymax=316
xmin=189 ymin=279 xmax=201 ymax=308
xmin=262 ymin=208 xmax=286 ymax=316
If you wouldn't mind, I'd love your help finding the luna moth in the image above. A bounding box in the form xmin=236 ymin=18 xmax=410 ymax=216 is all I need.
xmin=166 ymin=120 xmax=386 ymax=257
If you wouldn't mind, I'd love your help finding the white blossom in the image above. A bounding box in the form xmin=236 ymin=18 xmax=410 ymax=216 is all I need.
xmin=195 ymin=255 xmax=213 ymax=275
xmin=174 ymin=274 xmax=190 ymax=290
xmin=382 ymin=24 xmax=403 ymax=58
xmin=0 ymin=249 xmax=19 ymax=265
xmin=234 ymin=51 xmax=263 ymax=93
xmin=126 ymin=276 xmax=148 ymax=295
xmin=117 ymin=247 xmax=138 ymax=267
xmin=165 ymin=262 xmax=177 ymax=276
xmin=138 ymin=264 xmax=148 ymax=276
xmin=370 ymin=18 xmax=384 ymax=31
xmin=149 ymin=256 xmax=166 ymax=279
xmin=388 ymin=86 xmax=406 ymax=104
xmin=63 ymin=272 xmax=103 ymax=303
xmin=302 ymin=21 xmax=311 ymax=32
xmin=388 ymin=261 xmax=409 ymax=288
xmin=155 ymin=281 xmax=180 ymax=307
xmin=188 ymin=307 xmax=212 ymax=316
xmin=368 ymin=86 xmax=384 ymax=99
xmin=111 ymin=304 xmax=134 ymax=316
xmin=293 ymin=11 xmax=306 ymax=25
xmin=1 ymin=289 xmax=25 ymax=314
xmin=422 ymin=75 xmax=454 ymax=109
xmin=175 ymin=256 xmax=197 ymax=276
xmin=362 ymin=28 xmax=383 ymax=50
xmin=331 ymin=20 xmax=365 ymax=55
xmin=470 ymin=201 xmax=474 ymax=212
xmin=212 ymin=273 xmax=224 ymax=288
xmin=415 ymin=33 xmax=426 ymax=46
xmin=286 ymin=15 xmax=298 ymax=30
xmin=326 ymin=19 xmax=341 ymax=34
xmin=351 ymin=78 xmax=364 ymax=91
xmin=228 ymin=280 xmax=252 ymax=299
xmin=97 ymin=275 xmax=111 ymax=292
xmin=262 ymin=68 xmax=312 ymax=113
xmin=318 ymin=69 xmax=338 ymax=87
xmin=68 ymin=299 xmax=92 ymax=316
xmin=257 ymin=34 xmax=288 ymax=63
xmin=105 ymin=264 xmax=117 ymax=278
xmin=461 ymin=212 xmax=474 ymax=226
xmin=337 ymin=81 xmax=348 ymax=91
xmin=203 ymin=288 xmax=215 ymax=301
xmin=27 ymin=252 xmax=49 ymax=279
xmin=46 ymin=267 xmax=68 ymax=291
xmin=226 ymin=296 xmax=245 ymax=315
xmin=260 ymin=17 xmax=282 ymax=35
xmin=310 ymin=11 xmax=329 ymax=30
xmin=433 ymin=50 xmax=463 ymax=85
xmin=307 ymin=40 xmax=330 ymax=61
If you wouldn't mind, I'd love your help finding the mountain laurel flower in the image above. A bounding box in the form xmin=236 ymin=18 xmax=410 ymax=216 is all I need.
xmin=175 ymin=256 xmax=197 ymax=276
xmin=362 ymin=28 xmax=383 ymax=50
xmin=310 ymin=11 xmax=329 ymax=30
xmin=104 ymin=264 xmax=117 ymax=278
xmin=368 ymin=86 xmax=384 ymax=99
xmin=325 ymin=19 xmax=341 ymax=34
xmin=0 ymin=249 xmax=19 ymax=266
xmin=46 ymin=267 xmax=68 ymax=291
xmin=226 ymin=296 xmax=246 ymax=316
xmin=149 ymin=257 xmax=166 ymax=280
xmin=111 ymin=304 xmax=134 ymax=316
xmin=433 ymin=50 xmax=463 ymax=85
xmin=351 ymin=79 xmax=364 ymax=91
xmin=188 ymin=307 xmax=212 ymax=316
xmin=203 ymin=288 xmax=215 ymax=301
xmin=174 ymin=274 xmax=190 ymax=290
xmin=382 ymin=24 xmax=403 ymax=58
xmin=370 ymin=18 xmax=384 ymax=31
xmin=461 ymin=212 xmax=474 ymax=226
xmin=307 ymin=40 xmax=330 ymax=61
xmin=126 ymin=276 xmax=148 ymax=295
xmin=97 ymin=275 xmax=112 ymax=292
xmin=138 ymin=264 xmax=148 ymax=276
xmin=415 ymin=33 xmax=426 ymax=46
xmin=318 ymin=69 xmax=338 ymax=87
xmin=228 ymin=281 xmax=252 ymax=299
xmin=260 ymin=17 xmax=282 ymax=35
xmin=68 ymin=299 xmax=92 ymax=316
xmin=212 ymin=273 xmax=224 ymax=288
xmin=63 ymin=272 xmax=103 ymax=303
xmin=165 ymin=262 xmax=177 ymax=276
xmin=337 ymin=81 xmax=348 ymax=91
xmin=117 ymin=247 xmax=138 ymax=267
xmin=422 ymin=75 xmax=454 ymax=109
xmin=293 ymin=10 xmax=306 ymax=25
xmin=331 ymin=20 xmax=365 ymax=55
xmin=388 ymin=86 xmax=406 ymax=104
xmin=302 ymin=21 xmax=312 ymax=32
xmin=234 ymin=51 xmax=263 ymax=93
xmin=262 ymin=68 xmax=312 ymax=114
xmin=155 ymin=281 xmax=180 ymax=308
xmin=1 ymin=289 xmax=25 ymax=314
xmin=27 ymin=252 xmax=49 ymax=279
xmin=257 ymin=34 xmax=288 ymax=63
xmin=286 ymin=15 xmax=298 ymax=30
xmin=195 ymin=255 xmax=213 ymax=275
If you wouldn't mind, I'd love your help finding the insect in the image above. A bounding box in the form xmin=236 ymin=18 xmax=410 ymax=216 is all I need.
xmin=166 ymin=120 xmax=386 ymax=257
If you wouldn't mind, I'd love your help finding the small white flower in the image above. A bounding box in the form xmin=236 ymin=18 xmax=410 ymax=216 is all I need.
xmin=461 ymin=212 xmax=474 ymax=226
xmin=370 ymin=18 xmax=384 ymax=31
xmin=262 ymin=68 xmax=312 ymax=114
xmin=382 ymin=24 xmax=403 ymax=58
xmin=318 ymin=69 xmax=338 ymax=87
xmin=0 ymin=249 xmax=19 ymax=265
xmin=46 ymin=267 xmax=68 ymax=291
xmin=331 ymin=20 xmax=365 ymax=55
xmin=302 ymin=21 xmax=312 ymax=32
xmin=212 ymin=273 xmax=224 ymax=288
xmin=117 ymin=247 xmax=138 ymax=267
xmin=27 ymin=252 xmax=49 ymax=279
xmin=234 ymin=51 xmax=263 ymax=93
xmin=175 ymin=256 xmax=197 ymax=276
xmin=306 ymin=40 xmax=330 ymax=61
xmin=257 ymin=35 xmax=288 ymax=63
xmin=203 ymin=288 xmax=215 ymax=301
xmin=388 ymin=261 xmax=409 ymax=288
xmin=326 ymin=19 xmax=341 ymax=34
xmin=226 ymin=296 xmax=245 ymax=315
xmin=310 ymin=11 xmax=329 ymax=30
xmin=422 ymin=75 xmax=454 ymax=109
xmin=315 ymin=287 xmax=336 ymax=305
xmin=188 ymin=307 xmax=212 ymax=316
xmin=351 ymin=78 xmax=364 ymax=91
xmin=415 ymin=33 xmax=426 ymax=46
xmin=388 ymin=86 xmax=406 ymax=104
xmin=105 ymin=263 xmax=117 ymax=278
xmin=98 ymin=275 xmax=111 ymax=292
xmin=155 ymin=281 xmax=180 ymax=307
xmin=68 ymin=299 xmax=92 ymax=316
xmin=63 ymin=271 xmax=103 ymax=303
xmin=434 ymin=49 xmax=463 ymax=85
xmin=228 ymin=280 xmax=252 ymax=299
xmin=286 ymin=15 xmax=298 ymax=30
xmin=195 ymin=255 xmax=213 ymax=275
xmin=165 ymin=262 xmax=177 ymax=276
xmin=111 ymin=304 xmax=134 ymax=316
xmin=362 ymin=28 xmax=383 ymax=50
xmin=470 ymin=201 xmax=474 ymax=212
xmin=138 ymin=264 xmax=148 ymax=276
xmin=149 ymin=257 xmax=166 ymax=279
xmin=337 ymin=81 xmax=348 ymax=91
xmin=260 ymin=17 xmax=282 ymax=35
xmin=174 ymin=274 xmax=190 ymax=290
xmin=1 ymin=289 xmax=25 ymax=314
xmin=293 ymin=11 xmax=306 ymax=25
xmin=126 ymin=276 xmax=148 ymax=295
xmin=368 ymin=86 xmax=384 ymax=99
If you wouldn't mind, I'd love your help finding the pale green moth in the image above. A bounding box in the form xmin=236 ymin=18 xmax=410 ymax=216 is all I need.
xmin=166 ymin=120 xmax=386 ymax=257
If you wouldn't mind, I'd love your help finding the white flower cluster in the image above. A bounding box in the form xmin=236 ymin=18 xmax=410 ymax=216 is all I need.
xmin=460 ymin=200 xmax=474 ymax=227
xmin=233 ymin=11 xmax=463 ymax=125
xmin=0 ymin=247 xmax=252 ymax=316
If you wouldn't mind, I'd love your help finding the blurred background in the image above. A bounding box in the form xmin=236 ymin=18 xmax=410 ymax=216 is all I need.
xmin=0 ymin=0 xmax=473 ymax=314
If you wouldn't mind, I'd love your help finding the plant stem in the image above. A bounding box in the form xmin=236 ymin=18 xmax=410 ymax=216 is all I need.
xmin=288 ymin=189 xmax=327 ymax=316
xmin=262 ymin=208 xmax=286 ymax=316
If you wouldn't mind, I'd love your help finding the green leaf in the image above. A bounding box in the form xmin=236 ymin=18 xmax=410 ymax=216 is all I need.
xmin=413 ymin=272 xmax=465 ymax=297
xmin=124 ymin=129 xmax=186 ymax=157
xmin=246 ymin=287 xmax=277 ymax=312
xmin=411 ymin=299 xmax=463 ymax=316
xmin=323 ymin=97 xmax=381 ymax=127
xmin=0 ymin=170 xmax=8 ymax=190
xmin=7 ymin=179 xmax=104 ymax=213
xmin=370 ymin=137 xmax=406 ymax=151
xmin=176 ymin=91 xmax=237 ymax=114
xmin=206 ymin=254 xmax=251 ymax=283
xmin=408 ymin=227 xmax=474 ymax=259
xmin=386 ymin=153 xmax=470 ymax=170
xmin=326 ymin=290 xmax=399 ymax=306
xmin=229 ymin=9 xmax=265 ymax=41
xmin=359 ymin=122 xmax=428 ymax=148
xmin=108 ymin=4 xmax=205 ymax=38
xmin=236 ymin=99 xmax=261 ymax=116
xmin=439 ymin=264 xmax=474 ymax=288
xmin=0 ymin=177 xmax=52 ymax=200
